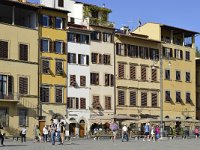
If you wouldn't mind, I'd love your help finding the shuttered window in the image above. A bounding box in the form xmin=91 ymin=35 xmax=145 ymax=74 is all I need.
xmin=105 ymin=96 xmax=111 ymax=110
xmin=70 ymin=75 xmax=76 ymax=87
xmin=165 ymin=69 xmax=170 ymax=80
xmin=40 ymin=86 xmax=49 ymax=102
xmin=103 ymin=54 xmax=111 ymax=65
xmin=80 ymin=98 xmax=86 ymax=109
xmin=141 ymin=66 xmax=147 ymax=81
xmin=130 ymin=91 xmax=136 ymax=106
xmin=76 ymin=98 xmax=79 ymax=109
xmin=176 ymin=71 xmax=181 ymax=81
xmin=80 ymin=76 xmax=86 ymax=87
xmin=151 ymin=68 xmax=157 ymax=81
xmin=90 ymin=73 xmax=99 ymax=85
xmin=186 ymin=92 xmax=191 ymax=104
xmin=42 ymin=59 xmax=50 ymax=74
xmin=55 ymin=87 xmax=63 ymax=103
xmin=186 ymin=72 xmax=190 ymax=82
xmin=19 ymin=109 xmax=28 ymax=127
xmin=118 ymin=63 xmax=125 ymax=78
xmin=0 ymin=108 xmax=9 ymax=127
xmin=56 ymin=60 xmax=63 ymax=75
xmin=91 ymin=53 xmax=98 ymax=64
xmin=165 ymin=91 xmax=171 ymax=102
xmin=105 ymin=74 xmax=114 ymax=86
xmin=141 ymin=92 xmax=147 ymax=106
xmin=19 ymin=77 xmax=28 ymax=94
xmin=58 ymin=0 xmax=64 ymax=7
xmin=68 ymin=53 xmax=76 ymax=64
xmin=151 ymin=93 xmax=157 ymax=107
xmin=176 ymin=91 xmax=181 ymax=103
xmin=118 ymin=90 xmax=125 ymax=105
xmin=0 ymin=41 xmax=8 ymax=59
xmin=130 ymin=65 xmax=136 ymax=80
xmin=19 ymin=44 xmax=28 ymax=61
xmin=93 ymin=96 xmax=101 ymax=109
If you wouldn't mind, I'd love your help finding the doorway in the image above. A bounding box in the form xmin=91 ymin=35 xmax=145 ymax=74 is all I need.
xmin=69 ymin=123 xmax=76 ymax=137
xmin=79 ymin=120 xmax=85 ymax=138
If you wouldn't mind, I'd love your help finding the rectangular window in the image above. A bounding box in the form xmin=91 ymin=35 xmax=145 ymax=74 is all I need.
xmin=91 ymin=31 xmax=101 ymax=41
xmin=163 ymin=47 xmax=172 ymax=58
xmin=118 ymin=63 xmax=125 ymax=78
xmin=176 ymin=91 xmax=182 ymax=103
xmin=141 ymin=92 xmax=147 ymax=107
xmin=40 ymin=86 xmax=49 ymax=102
xmin=151 ymin=68 xmax=157 ymax=81
xmin=42 ymin=15 xmax=49 ymax=27
xmin=78 ymin=54 xmax=89 ymax=65
xmin=80 ymin=98 xmax=86 ymax=109
xmin=70 ymin=75 xmax=76 ymax=87
xmin=90 ymin=73 xmax=99 ymax=85
xmin=149 ymin=48 xmax=159 ymax=60
xmin=55 ymin=41 xmax=63 ymax=54
xmin=116 ymin=43 xmax=126 ymax=56
xmin=93 ymin=96 xmax=101 ymax=109
xmin=118 ymin=90 xmax=125 ymax=105
xmin=55 ymin=86 xmax=63 ymax=103
xmin=103 ymin=54 xmax=111 ymax=65
xmin=42 ymin=59 xmax=50 ymax=74
xmin=68 ymin=33 xmax=89 ymax=44
xmin=56 ymin=60 xmax=63 ymax=75
xmin=0 ymin=108 xmax=9 ymax=127
xmin=186 ymin=92 xmax=191 ymax=104
xmin=19 ymin=77 xmax=28 ymax=95
xmin=130 ymin=91 xmax=136 ymax=106
xmin=0 ymin=75 xmax=13 ymax=99
xmin=91 ymin=53 xmax=98 ymax=64
xmin=41 ymin=39 xmax=49 ymax=52
xmin=55 ymin=17 xmax=62 ymax=29
xmin=130 ymin=65 xmax=136 ymax=80
xmin=19 ymin=109 xmax=28 ymax=127
xmin=0 ymin=41 xmax=8 ymax=59
xmin=151 ymin=93 xmax=157 ymax=107
xmin=174 ymin=49 xmax=183 ymax=59
xmin=176 ymin=71 xmax=181 ymax=81
xmin=185 ymin=51 xmax=190 ymax=61
xmin=186 ymin=72 xmax=190 ymax=82
xmin=76 ymin=98 xmax=79 ymax=109
xmin=139 ymin=46 xmax=149 ymax=59
xmin=67 ymin=97 xmax=75 ymax=109
xmin=19 ymin=44 xmax=28 ymax=61
xmin=105 ymin=74 xmax=114 ymax=86
xmin=165 ymin=91 xmax=171 ymax=102
xmin=68 ymin=53 xmax=76 ymax=64
xmin=165 ymin=69 xmax=170 ymax=80
xmin=105 ymin=96 xmax=111 ymax=110
xmin=128 ymin=45 xmax=138 ymax=58
xmin=103 ymin=33 xmax=113 ymax=43
xmin=80 ymin=76 xmax=86 ymax=87
xmin=58 ymin=0 xmax=64 ymax=7
xmin=141 ymin=66 xmax=147 ymax=81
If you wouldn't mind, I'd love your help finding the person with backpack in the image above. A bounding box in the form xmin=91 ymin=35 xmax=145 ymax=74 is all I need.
xmin=50 ymin=119 xmax=57 ymax=145
xmin=60 ymin=122 xmax=65 ymax=145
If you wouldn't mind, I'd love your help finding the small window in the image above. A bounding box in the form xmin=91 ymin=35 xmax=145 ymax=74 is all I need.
xmin=118 ymin=90 xmax=125 ymax=105
xmin=19 ymin=109 xmax=28 ymax=127
xmin=68 ymin=53 xmax=76 ymax=64
xmin=185 ymin=51 xmax=190 ymax=61
xmin=40 ymin=86 xmax=50 ymax=102
xmin=92 ymin=96 xmax=101 ymax=109
xmin=105 ymin=96 xmax=111 ymax=110
xmin=176 ymin=91 xmax=182 ymax=103
xmin=78 ymin=54 xmax=89 ymax=65
xmin=141 ymin=92 xmax=147 ymax=106
xmin=55 ymin=17 xmax=62 ymax=29
xmin=91 ymin=31 xmax=101 ymax=41
xmin=130 ymin=91 xmax=136 ymax=106
xmin=186 ymin=72 xmax=190 ymax=82
xmin=105 ymin=74 xmax=114 ymax=86
xmin=55 ymin=86 xmax=63 ymax=103
xmin=58 ymin=0 xmax=64 ymax=7
xmin=165 ymin=69 xmax=170 ymax=80
xmin=118 ymin=63 xmax=125 ymax=78
xmin=141 ymin=66 xmax=147 ymax=81
xmin=186 ymin=92 xmax=191 ymax=104
xmin=19 ymin=77 xmax=28 ymax=95
xmin=151 ymin=93 xmax=157 ymax=107
xmin=0 ymin=40 xmax=8 ymax=59
xmin=70 ymin=75 xmax=76 ymax=87
xmin=91 ymin=53 xmax=98 ymax=64
xmin=151 ymin=68 xmax=157 ymax=81
xmin=42 ymin=59 xmax=50 ymax=74
xmin=103 ymin=54 xmax=111 ymax=65
xmin=42 ymin=15 xmax=49 ymax=27
xmin=103 ymin=32 xmax=113 ymax=43
xmin=130 ymin=65 xmax=136 ymax=80
xmin=55 ymin=60 xmax=63 ymax=75
xmin=55 ymin=41 xmax=63 ymax=54
xmin=165 ymin=91 xmax=171 ymax=102
xmin=80 ymin=98 xmax=86 ymax=109
xmin=90 ymin=73 xmax=99 ymax=85
xmin=80 ymin=76 xmax=86 ymax=87
xmin=176 ymin=71 xmax=181 ymax=81
xmin=41 ymin=39 xmax=49 ymax=52
xmin=19 ymin=44 xmax=28 ymax=61
xmin=0 ymin=108 xmax=9 ymax=127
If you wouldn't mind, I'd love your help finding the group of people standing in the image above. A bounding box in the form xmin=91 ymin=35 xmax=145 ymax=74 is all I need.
xmin=143 ymin=123 xmax=160 ymax=141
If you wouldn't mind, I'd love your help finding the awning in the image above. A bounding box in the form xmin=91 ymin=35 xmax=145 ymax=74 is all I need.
xmin=112 ymin=115 xmax=136 ymax=120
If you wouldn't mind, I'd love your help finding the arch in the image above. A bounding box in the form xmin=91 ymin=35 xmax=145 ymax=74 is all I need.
xmin=165 ymin=115 xmax=170 ymax=119
xmin=52 ymin=113 xmax=64 ymax=120
xmin=80 ymin=120 xmax=85 ymax=124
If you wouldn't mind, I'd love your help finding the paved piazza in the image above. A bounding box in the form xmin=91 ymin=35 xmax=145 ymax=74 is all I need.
xmin=1 ymin=138 xmax=200 ymax=150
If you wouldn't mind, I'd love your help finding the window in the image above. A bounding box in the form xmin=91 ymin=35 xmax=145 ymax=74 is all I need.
xmin=19 ymin=109 xmax=28 ymax=127
xmin=19 ymin=77 xmax=28 ymax=95
xmin=42 ymin=15 xmax=49 ymax=27
xmin=116 ymin=43 xmax=126 ymax=56
xmin=186 ymin=92 xmax=191 ymax=104
xmin=40 ymin=86 xmax=50 ymax=102
xmin=56 ymin=60 xmax=63 ymax=75
xmin=68 ymin=33 xmax=89 ymax=44
xmin=165 ymin=91 xmax=171 ymax=102
xmin=92 ymin=96 xmax=101 ymax=109
xmin=185 ymin=51 xmax=190 ymax=61
xmin=80 ymin=76 xmax=86 ymax=87
xmin=0 ymin=40 xmax=8 ymax=59
xmin=58 ymin=0 xmax=64 ymax=7
xmin=118 ymin=90 xmax=125 ymax=105
xmin=151 ymin=93 xmax=157 ymax=107
xmin=174 ymin=49 xmax=183 ymax=59
xmin=0 ymin=75 xmax=13 ymax=99
xmin=42 ymin=59 xmax=50 ymax=74
xmin=186 ymin=72 xmax=190 ymax=82
xmin=90 ymin=73 xmax=99 ymax=85
xmin=105 ymin=74 xmax=114 ymax=86
xmin=91 ymin=31 xmax=101 ymax=41
xmin=151 ymin=68 xmax=157 ymax=81
xmin=19 ymin=44 xmax=28 ymax=61
xmin=130 ymin=91 xmax=136 ymax=106
xmin=118 ymin=63 xmax=125 ymax=78
xmin=68 ymin=53 xmax=76 ymax=64
xmin=105 ymin=96 xmax=111 ymax=110
xmin=0 ymin=108 xmax=8 ymax=127
xmin=176 ymin=71 xmax=181 ymax=81
xmin=78 ymin=54 xmax=89 ymax=65
xmin=55 ymin=86 xmax=63 ymax=103
xmin=128 ymin=45 xmax=138 ymax=58
xmin=141 ymin=92 xmax=147 ymax=107
xmin=41 ymin=39 xmax=49 ymax=52
xmin=130 ymin=65 xmax=136 ymax=80
xmin=141 ymin=66 xmax=147 ymax=81
xmin=67 ymin=97 xmax=79 ymax=109
xmin=91 ymin=53 xmax=98 ymax=64
xmin=165 ymin=69 xmax=170 ymax=80
xmin=103 ymin=32 xmax=113 ymax=43
xmin=139 ymin=46 xmax=149 ymax=59
xmin=70 ymin=75 xmax=76 ymax=87
xmin=80 ymin=98 xmax=86 ymax=109
xmin=103 ymin=55 xmax=111 ymax=65
xmin=176 ymin=91 xmax=182 ymax=103
xmin=55 ymin=17 xmax=62 ymax=29
xmin=163 ymin=47 xmax=172 ymax=58
xmin=55 ymin=41 xmax=63 ymax=54
xmin=149 ymin=48 xmax=159 ymax=60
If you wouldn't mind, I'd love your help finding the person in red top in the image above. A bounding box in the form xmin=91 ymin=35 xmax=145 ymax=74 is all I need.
xmin=194 ymin=127 xmax=199 ymax=139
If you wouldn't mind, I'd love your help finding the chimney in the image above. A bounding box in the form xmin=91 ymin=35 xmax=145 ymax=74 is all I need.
xmin=120 ymin=26 xmax=130 ymax=35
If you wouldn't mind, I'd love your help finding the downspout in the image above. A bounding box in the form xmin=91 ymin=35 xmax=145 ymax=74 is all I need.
xmin=113 ymin=33 xmax=116 ymax=116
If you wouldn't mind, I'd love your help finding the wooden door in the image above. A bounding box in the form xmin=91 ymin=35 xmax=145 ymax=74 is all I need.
xmin=39 ymin=121 xmax=45 ymax=134
xmin=79 ymin=124 xmax=85 ymax=138
xmin=69 ymin=123 xmax=76 ymax=136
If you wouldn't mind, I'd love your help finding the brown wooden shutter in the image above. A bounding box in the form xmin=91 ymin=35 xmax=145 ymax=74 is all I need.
xmin=0 ymin=41 xmax=8 ymax=59
xmin=141 ymin=66 xmax=146 ymax=81
xmin=78 ymin=54 xmax=81 ymax=64
xmin=99 ymin=54 xmax=102 ymax=64
xmin=170 ymin=48 xmax=173 ymax=57
xmin=180 ymin=50 xmax=183 ymax=59
xmin=19 ymin=77 xmax=28 ymax=94
xmin=55 ymin=87 xmax=62 ymax=103
xmin=8 ymin=76 xmax=13 ymax=95
xmin=105 ymin=97 xmax=111 ymax=110
xmin=111 ymin=74 xmax=114 ymax=86
xmin=76 ymin=98 xmax=79 ymax=109
xmin=93 ymin=96 xmax=100 ymax=109
xmin=49 ymin=40 xmax=54 ymax=52
xmin=130 ymin=91 xmax=136 ymax=106
xmin=70 ymin=75 xmax=76 ymax=86
xmin=80 ymin=76 xmax=86 ymax=87
xmin=73 ymin=54 xmax=76 ymax=64
xmin=40 ymin=39 xmax=43 ymax=52
xmin=118 ymin=63 xmax=124 ymax=78
xmin=80 ymin=98 xmax=86 ymax=109
xmin=118 ymin=90 xmax=125 ymax=105
xmin=151 ymin=68 xmax=157 ymax=81
xmin=95 ymin=73 xmax=99 ymax=85
xmin=152 ymin=93 xmax=157 ymax=107
xmin=62 ymin=18 xmax=66 ymax=30
xmin=86 ymin=55 xmax=89 ymax=65
xmin=141 ymin=92 xmax=147 ymax=106
xmin=62 ymin=42 xmax=66 ymax=54
xmin=130 ymin=65 xmax=136 ymax=80
xmin=105 ymin=74 xmax=109 ymax=86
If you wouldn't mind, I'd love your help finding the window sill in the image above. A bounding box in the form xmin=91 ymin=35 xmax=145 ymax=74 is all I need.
xmin=175 ymin=80 xmax=182 ymax=82
xmin=68 ymin=41 xmax=90 ymax=45
xmin=186 ymin=81 xmax=191 ymax=83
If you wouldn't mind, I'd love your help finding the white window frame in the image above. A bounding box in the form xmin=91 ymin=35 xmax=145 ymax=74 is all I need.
xmin=42 ymin=39 xmax=50 ymax=52
xmin=55 ymin=41 xmax=63 ymax=54
xmin=55 ymin=17 xmax=63 ymax=29
xmin=42 ymin=15 xmax=49 ymax=27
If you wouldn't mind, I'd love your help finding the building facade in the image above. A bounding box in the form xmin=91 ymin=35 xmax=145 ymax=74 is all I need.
xmin=0 ymin=0 xmax=39 ymax=138
xmin=196 ymin=59 xmax=200 ymax=120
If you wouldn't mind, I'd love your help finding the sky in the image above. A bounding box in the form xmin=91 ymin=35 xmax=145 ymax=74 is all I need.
xmin=29 ymin=0 xmax=200 ymax=48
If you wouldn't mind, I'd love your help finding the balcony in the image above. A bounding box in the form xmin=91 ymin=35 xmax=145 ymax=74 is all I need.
xmin=0 ymin=93 xmax=20 ymax=102
xmin=89 ymin=18 xmax=114 ymax=28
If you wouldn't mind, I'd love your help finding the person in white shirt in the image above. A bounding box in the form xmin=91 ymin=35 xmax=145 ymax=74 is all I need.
xmin=43 ymin=125 xmax=48 ymax=143
xmin=122 ymin=124 xmax=128 ymax=142
xmin=21 ymin=126 xmax=27 ymax=143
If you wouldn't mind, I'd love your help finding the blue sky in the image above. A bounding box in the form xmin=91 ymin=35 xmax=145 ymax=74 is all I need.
xmin=30 ymin=0 xmax=200 ymax=48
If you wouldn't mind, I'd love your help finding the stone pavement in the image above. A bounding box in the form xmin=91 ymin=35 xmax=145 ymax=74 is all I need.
xmin=1 ymin=138 xmax=200 ymax=150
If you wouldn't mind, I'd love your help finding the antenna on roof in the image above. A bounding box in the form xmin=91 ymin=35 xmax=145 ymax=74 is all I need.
xmin=102 ymin=3 xmax=105 ymax=8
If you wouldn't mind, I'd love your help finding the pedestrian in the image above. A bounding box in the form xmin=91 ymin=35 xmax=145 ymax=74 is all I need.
xmin=43 ymin=125 xmax=48 ymax=143
xmin=109 ymin=121 xmax=118 ymax=142
xmin=150 ymin=125 xmax=155 ymax=141
xmin=50 ymin=119 xmax=57 ymax=145
xmin=57 ymin=120 xmax=61 ymax=145
xmin=122 ymin=124 xmax=128 ymax=142
xmin=194 ymin=127 xmax=199 ymax=139
xmin=21 ymin=125 xmax=27 ymax=143
xmin=155 ymin=125 xmax=160 ymax=141
xmin=35 ymin=125 xmax=41 ymax=142
xmin=0 ymin=125 xmax=5 ymax=146
xmin=60 ymin=122 xmax=65 ymax=145
xmin=143 ymin=123 xmax=150 ymax=141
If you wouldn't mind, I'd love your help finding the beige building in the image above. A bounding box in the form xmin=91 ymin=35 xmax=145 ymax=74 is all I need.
xmin=0 ymin=1 xmax=39 ymax=138
xmin=196 ymin=59 xmax=200 ymax=120
xmin=134 ymin=23 xmax=198 ymax=126
xmin=115 ymin=27 xmax=161 ymax=125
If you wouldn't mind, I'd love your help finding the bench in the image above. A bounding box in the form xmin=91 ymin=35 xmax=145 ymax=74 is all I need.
xmin=90 ymin=135 xmax=113 ymax=140
xmin=13 ymin=135 xmax=21 ymax=141
xmin=131 ymin=135 xmax=145 ymax=140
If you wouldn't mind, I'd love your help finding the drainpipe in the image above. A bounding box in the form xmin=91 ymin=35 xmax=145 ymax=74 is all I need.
xmin=113 ymin=36 xmax=116 ymax=116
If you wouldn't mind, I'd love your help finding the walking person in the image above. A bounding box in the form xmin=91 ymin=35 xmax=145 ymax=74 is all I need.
xmin=50 ymin=119 xmax=57 ymax=145
xmin=43 ymin=125 xmax=48 ymax=143
xmin=21 ymin=126 xmax=27 ymax=143
xmin=57 ymin=120 xmax=61 ymax=145
xmin=194 ymin=127 xmax=199 ymax=139
xmin=60 ymin=122 xmax=65 ymax=145
xmin=155 ymin=125 xmax=160 ymax=141
xmin=35 ymin=125 xmax=41 ymax=142
xmin=143 ymin=123 xmax=150 ymax=141
xmin=122 ymin=124 xmax=128 ymax=142
xmin=0 ymin=125 xmax=5 ymax=146
xmin=110 ymin=121 xmax=119 ymax=142
xmin=150 ymin=125 xmax=155 ymax=141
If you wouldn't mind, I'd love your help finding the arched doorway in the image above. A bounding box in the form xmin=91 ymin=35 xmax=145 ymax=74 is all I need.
xmin=79 ymin=120 xmax=85 ymax=138
xmin=69 ymin=118 xmax=77 ymax=137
